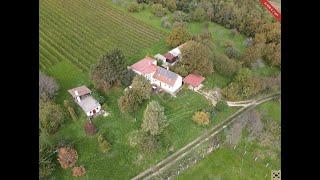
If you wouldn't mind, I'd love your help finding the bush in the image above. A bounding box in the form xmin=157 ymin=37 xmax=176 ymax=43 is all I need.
xmin=127 ymin=2 xmax=143 ymax=12
xmin=224 ymin=46 xmax=241 ymax=59
xmin=97 ymin=133 xmax=111 ymax=153
xmin=215 ymin=101 xmax=228 ymax=112
xmin=57 ymin=147 xmax=78 ymax=169
xmin=64 ymin=100 xmax=78 ymax=121
xmin=224 ymin=40 xmax=235 ymax=48
xmin=230 ymin=29 xmax=239 ymax=36
xmin=151 ymin=4 xmax=167 ymax=17
xmin=173 ymin=10 xmax=189 ymax=22
xmin=192 ymin=7 xmax=206 ymax=22
xmin=164 ymin=0 xmax=177 ymax=12
xmin=39 ymin=100 xmax=65 ymax=135
xmin=128 ymin=130 xmax=144 ymax=147
xmin=192 ymin=111 xmax=210 ymax=125
xmin=72 ymin=166 xmax=86 ymax=177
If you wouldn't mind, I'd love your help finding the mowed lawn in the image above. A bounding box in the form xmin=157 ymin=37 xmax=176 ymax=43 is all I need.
xmin=178 ymin=100 xmax=281 ymax=180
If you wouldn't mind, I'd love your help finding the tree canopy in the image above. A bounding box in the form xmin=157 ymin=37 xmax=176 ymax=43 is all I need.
xmin=39 ymin=100 xmax=65 ymax=135
xmin=141 ymin=101 xmax=168 ymax=136
xmin=90 ymin=49 xmax=126 ymax=93
xmin=166 ymin=26 xmax=192 ymax=48
xmin=179 ymin=40 xmax=213 ymax=76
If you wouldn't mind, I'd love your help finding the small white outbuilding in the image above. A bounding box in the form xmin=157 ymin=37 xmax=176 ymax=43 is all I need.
xmin=68 ymin=86 xmax=101 ymax=117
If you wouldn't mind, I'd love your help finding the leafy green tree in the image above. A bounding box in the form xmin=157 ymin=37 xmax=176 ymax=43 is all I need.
xmin=141 ymin=101 xmax=168 ymax=136
xmin=262 ymin=43 xmax=281 ymax=67
xmin=222 ymin=68 xmax=263 ymax=100
xmin=166 ymin=26 xmax=192 ymax=48
xmin=118 ymin=89 xmax=140 ymax=113
xmin=131 ymin=75 xmax=152 ymax=101
xmin=179 ymin=41 xmax=213 ymax=76
xmin=164 ymin=0 xmax=177 ymax=12
xmin=173 ymin=10 xmax=189 ymax=22
xmin=151 ymin=4 xmax=168 ymax=17
xmin=225 ymin=46 xmax=241 ymax=59
xmin=241 ymin=45 xmax=262 ymax=66
xmin=192 ymin=7 xmax=206 ymax=22
xmin=40 ymin=100 xmax=65 ymax=135
xmin=212 ymin=54 xmax=240 ymax=77
xmin=121 ymin=69 xmax=136 ymax=87
xmin=90 ymin=49 xmax=126 ymax=93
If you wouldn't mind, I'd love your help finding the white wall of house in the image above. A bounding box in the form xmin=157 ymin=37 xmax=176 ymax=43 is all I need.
xmin=151 ymin=76 xmax=182 ymax=93
xmin=86 ymin=105 xmax=101 ymax=116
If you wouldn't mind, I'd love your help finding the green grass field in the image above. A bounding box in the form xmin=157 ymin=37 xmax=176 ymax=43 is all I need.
xmin=178 ymin=100 xmax=281 ymax=180
xmin=45 ymin=88 xmax=237 ymax=179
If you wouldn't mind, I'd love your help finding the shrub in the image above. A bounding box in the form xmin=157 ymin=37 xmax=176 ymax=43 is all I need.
xmin=224 ymin=40 xmax=235 ymax=48
xmin=97 ymin=133 xmax=111 ymax=153
xmin=164 ymin=0 xmax=177 ymax=12
xmin=215 ymin=101 xmax=228 ymax=112
xmin=192 ymin=111 xmax=210 ymax=125
xmin=64 ymin=100 xmax=78 ymax=121
xmin=225 ymin=46 xmax=241 ymax=59
xmin=192 ymin=7 xmax=206 ymax=22
xmin=127 ymin=2 xmax=143 ymax=12
xmin=230 ymin=29 xmax=239 ymax=36
xmin=39 ymin=100 xmax=65 ymax=135
xmin=151 ymin=4 xmax=167 ymax=17
xmin=172 ymin=10 xmax=189 ymax=22
xmin=57 ymin=147 xmax=78 ymax=169
xmin=128 ymin=130 xmax=144 ymax=147
xmin=72 ymin=166 xmax=86 ymax=177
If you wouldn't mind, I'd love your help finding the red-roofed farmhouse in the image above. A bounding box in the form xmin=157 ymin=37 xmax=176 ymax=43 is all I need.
xmin=183 ymin=74 xmax=205 ymax=91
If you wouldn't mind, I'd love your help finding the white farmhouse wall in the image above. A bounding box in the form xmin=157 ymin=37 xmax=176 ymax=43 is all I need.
xmin=151 ymin=75 xmax=182 ymax=93
xmin=86 ymin=105 xmax=101 ymax=116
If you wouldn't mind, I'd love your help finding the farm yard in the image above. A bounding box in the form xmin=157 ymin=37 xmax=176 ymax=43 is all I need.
xmin=39 ymin=0 xmax=280 ymax=179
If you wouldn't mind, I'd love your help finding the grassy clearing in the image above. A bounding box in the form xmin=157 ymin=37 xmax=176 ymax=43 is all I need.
xmin=178 ymin=100 xmax=281 ymax=179
xmin=49 ymin=88 xmax=237 ymax=179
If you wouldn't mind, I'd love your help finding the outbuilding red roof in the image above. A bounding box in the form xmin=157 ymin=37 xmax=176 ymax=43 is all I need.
xmin=183 ymin=74 xmax=205 ymax=87
xmin=164 ymin=53 xmax=176 ymax=63
xmin=68 ymin=85 xmax=92 ymax=98
xmin=131 ymin=57 xmax=157 ymax=75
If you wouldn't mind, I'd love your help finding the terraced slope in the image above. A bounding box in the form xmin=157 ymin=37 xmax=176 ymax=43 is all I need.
xmin=39 ymin=0 xmax=167 ymax=71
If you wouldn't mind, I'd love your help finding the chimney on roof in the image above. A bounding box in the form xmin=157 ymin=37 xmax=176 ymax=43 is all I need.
xmin=75 ymin=90 xmax=81 ymax=102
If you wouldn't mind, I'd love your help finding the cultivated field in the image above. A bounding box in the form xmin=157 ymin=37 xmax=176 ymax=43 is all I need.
xmin=39 ymin=0 xmax=167 ymax=71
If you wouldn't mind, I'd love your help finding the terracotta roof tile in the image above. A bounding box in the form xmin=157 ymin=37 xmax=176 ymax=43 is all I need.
xmin=131 ymin=57 xmax=157 ymax=75
xmin=183 ymin=74 xmax=205 ymax=87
